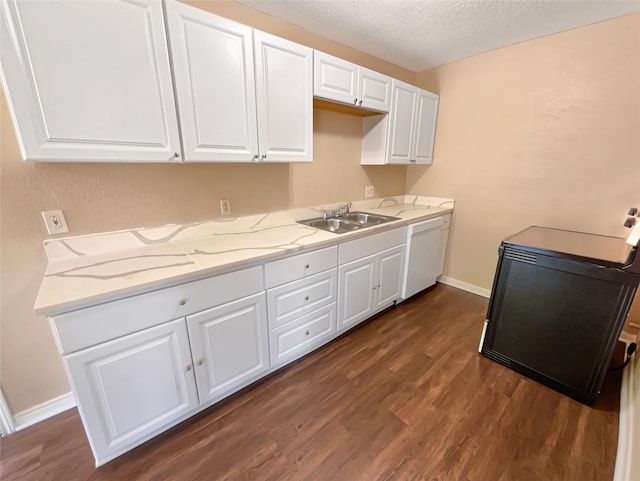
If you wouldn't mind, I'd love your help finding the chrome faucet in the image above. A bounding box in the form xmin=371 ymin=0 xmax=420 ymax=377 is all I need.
xmin=321 ymin=202 xmax=352 ymax=219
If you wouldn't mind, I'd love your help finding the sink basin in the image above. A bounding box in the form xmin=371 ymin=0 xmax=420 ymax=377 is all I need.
xmin=343 ymin=211 xmax=400 ymax=226
xmin=297 ymin=211 xmax=400 ymax=234
xmin=301 ymin=218 xmax=361 ymax=234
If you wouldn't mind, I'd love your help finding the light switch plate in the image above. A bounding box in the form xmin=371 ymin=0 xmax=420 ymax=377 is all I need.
xmin=42 ymin=210 xmax=69 ymax=235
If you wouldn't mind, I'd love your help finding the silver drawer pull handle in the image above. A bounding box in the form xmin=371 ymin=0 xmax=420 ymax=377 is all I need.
xmin=179 ymin=298 xmax=187 ymax=306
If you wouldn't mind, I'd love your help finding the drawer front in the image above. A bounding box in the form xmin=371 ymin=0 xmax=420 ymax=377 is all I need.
xmin=265 ymin=246 xmax=337 ymax=288
xmin=339 ymin=226 xmax=407 ymax=264
xmin=51 ymin=266 xmax=264 ymax=354
xmin=269 ymin=304 xmax=336 ymax=366
xmin=267 ymin=269 xmax=336 ymax=329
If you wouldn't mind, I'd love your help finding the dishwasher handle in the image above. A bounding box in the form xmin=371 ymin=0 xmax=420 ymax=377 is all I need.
xmin=409 ymin=217 xmax=444 ymax=234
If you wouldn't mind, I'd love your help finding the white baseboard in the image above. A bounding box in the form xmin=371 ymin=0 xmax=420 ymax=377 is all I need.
xmin=13 ymin=392 xmax=76 ymax=432
xmin=613 ymin=344 xmax=636 ymax=481
xmin=438 ymin=276 xmax=491 ymax=298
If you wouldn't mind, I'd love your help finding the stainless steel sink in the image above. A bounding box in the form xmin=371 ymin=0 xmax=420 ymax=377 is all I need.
xmin=298 ymin=211 xmax=400 ymax=234
xmin=343 ymin=211 xmax=400 ymax=226
xmin=302 ymin=218 xmax=360 ymax=234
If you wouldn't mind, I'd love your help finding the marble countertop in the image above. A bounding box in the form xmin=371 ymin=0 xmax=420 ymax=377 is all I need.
xmin=35 ymin=195 xmax=454 ymax=316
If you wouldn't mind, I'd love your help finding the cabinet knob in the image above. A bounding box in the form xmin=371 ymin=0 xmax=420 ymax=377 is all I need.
xmin=197 ymin=359 xmax=204 ymax=366
xmin=252 ymin=154 xmax=259 ymax=161
xmin=304 ymin=296 xmax=309 ymax=301
xmin=261 ymin=154 xmax=267 ymax=161
xmin=305 ymin=330 xmax=310 ymax=336
xmin=372 ymin=286 xmax=377 ymax=290
xmin=173 ymin=152 xmax=180 ymax=158
xmin=353 ymin=98 xmax=358 ymax=105
xmin=304 ymin=264 xmax=310 ymax=269
xmin=358 ymin=100 xmax=363 ymax=106
xmin=185 ymin=364 xmax=192 ymax=372
xmin=179 ymin=298 xmax=187 ymax=306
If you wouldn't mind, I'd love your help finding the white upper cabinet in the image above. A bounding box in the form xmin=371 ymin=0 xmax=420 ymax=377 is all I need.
xmin=387 ymin=81 xmax=419 ymax=163
xmin=314 ymin=51 xmax=391 ymax=112
xmin=387 ymin=79 xmax=439 ymax=165
xmin=362 ymin=79 xmax=439 ymax=165
xmin=412 ymin=89 xmax=439 ymax=164
xmin=165 ymin=2 xmax=313 ymax=163
xmin=165 ymin=1 xmax=258 ymax=162
xmin=0 ymin=0 xmax=181 ymax=162
xmin=254 ymin=30 xmax=313 ymax=163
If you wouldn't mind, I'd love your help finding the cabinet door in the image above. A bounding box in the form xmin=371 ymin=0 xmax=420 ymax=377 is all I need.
xmin=254 ymin=30 xmax=313 ymax=163
xmin=0 ymin=0 xmax=181 ymax=162
xmin=387 ymin=80 xmax=417 ymax=164
xmin=313 ymin=51 xmax=358 ymax=106
xmin=186 ymin=293 xmax=269 ymax=404
xmin=412 ymin=89 xmax=439 ymax=164
xmin=358 ymin=67 xmax=392 ymax=112
xmin=375 ymin=245 xmax=406 ymax=310
xmin=64 ymin=319 xmax=198 ymax=463
xmin=338 ymin=255 xmax=376 ymax=330
xmin=165 ymin=2 xmax=258 ymax=162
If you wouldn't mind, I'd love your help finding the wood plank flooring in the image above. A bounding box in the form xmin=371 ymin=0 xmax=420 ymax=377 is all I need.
xmin=0 ymin=284 xmax=622 ymax=481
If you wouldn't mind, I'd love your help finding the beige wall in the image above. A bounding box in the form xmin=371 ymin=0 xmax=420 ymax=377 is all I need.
xmin=408 ymin=13 xmax=640 ymax=299
xmin=0 ymin=1 xmax=410 ymax=414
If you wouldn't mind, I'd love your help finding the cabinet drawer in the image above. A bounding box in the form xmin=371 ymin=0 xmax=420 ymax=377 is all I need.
xmin=265 ymin=246 xmax=337 ymax=288
xmin=267 ymin=269 xmax=336 ymax=329
xmin=51 ymin=266 xmax=264 ymax=354
xmin=339 ymin=226 xmax=407 ymax=264
xmin=269 ymin=304 xmax=336 ymax=366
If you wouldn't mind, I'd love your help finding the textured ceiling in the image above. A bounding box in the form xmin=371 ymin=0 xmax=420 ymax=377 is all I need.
xmin=235 ymin=0 xmax=640 ymax=71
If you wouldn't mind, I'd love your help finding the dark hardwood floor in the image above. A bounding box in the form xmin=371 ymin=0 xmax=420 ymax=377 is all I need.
xmin=0 ymin=285 xmax=622 ymax=481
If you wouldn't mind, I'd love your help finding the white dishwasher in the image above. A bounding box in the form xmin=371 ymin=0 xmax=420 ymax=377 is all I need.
xmin=401 ymin=216 xmax=447 ymax=299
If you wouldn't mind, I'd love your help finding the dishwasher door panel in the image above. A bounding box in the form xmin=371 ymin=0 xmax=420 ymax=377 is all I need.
xmin=402 ymin=217 xmax=443 ymax=299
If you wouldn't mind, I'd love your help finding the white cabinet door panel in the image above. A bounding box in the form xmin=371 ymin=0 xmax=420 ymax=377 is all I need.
xmin=338 ymin=255 xmax=376 ymax=330
xmin=254 ymin=30 xmax=313 ymax=163
xmin=313 ymin=52 xmax=357 ymax=105
xmin=187 ymin=293 xmax=269 ymax=404
xmin=64 ymin=319 xmax=197 ymax=462
xmin=0 ymin=0 xmax=181 ymax=162
xmin=375 ymin=245 xmax=405 ymax=309
xmin=387 ymin=80 xmax=417 ymax=164
xmin=166 ymin=2 xmax=258 ymax=162
xmin=358 ymin=67 xmax=391 ymax=112
xmin=413 ymin=90 xmax=439 ymax=164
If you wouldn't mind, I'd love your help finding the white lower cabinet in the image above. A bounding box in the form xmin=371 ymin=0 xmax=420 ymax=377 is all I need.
xmin=64 ymin=319 xmax=198 ymax=464
xmin=338 ymin=227 xmax=407 ymax=331
xmin=338 ymin=255 xmax=376 ymax=329
xmin=186 ymin=293 xmax=269 ymax=404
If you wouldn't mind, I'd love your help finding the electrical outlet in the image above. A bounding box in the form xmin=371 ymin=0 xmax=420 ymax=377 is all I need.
xmin=42 ymin=210 xmax=69 ymax=235
xmin=365 ymin=186 xmax=374 ymax=198
xmin=220 ymin=198 xmax=231 ymax=216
